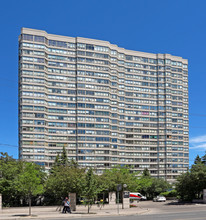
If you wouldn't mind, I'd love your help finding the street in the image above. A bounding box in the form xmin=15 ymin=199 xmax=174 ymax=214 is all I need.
xmin=2 ymin=200 xmax=206 ymax=220
xmin=50 ymin=211 xmax=206 ymax=220
xmin=50 ymin=200 xmax=206 ymax=220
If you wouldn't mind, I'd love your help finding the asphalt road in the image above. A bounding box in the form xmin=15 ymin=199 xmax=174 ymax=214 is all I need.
xmin=51 ymin=200 xmax=206 ymax=220
xmin=51 ymin=211 xmax=206 ymax=220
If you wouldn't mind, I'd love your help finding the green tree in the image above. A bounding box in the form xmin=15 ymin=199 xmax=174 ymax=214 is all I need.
xmin=54 ymin=153 xmax=61 ymax=166
xmin=15 ymin=162 xmax=45 ymax=216
xmin=201 ymin=153 xmax=206 ymax=165
xmin=147 ymin=178 xmax=170 ymax=198
xmin=44 ymin=163 xmax=85 ymax=204
xmin=176 ymin=161 xmax=206 ymax=201
xmin=82 ymin=168 xmax=101 ymax=213
xmin=60 ymin=146 xmax=68 ymax=166
xmin=161 ymin=189 xmax=177 ymax=198
xmin=134 ymin=168 xmax=153 ymax=197
xmin=69 ymin=158 xmax=78 ymax=168
xmin=142 ymin=168 xmax=151 ymax=177
xmin=100 ymin=166 xmax=138 ymax=192
xmin=135 ymin=176 xmax=152 ymax=197
xmin=191 ymin=163 xmax=206 ymax=198
xmin=0 ymin=152 xmax=21 ymax=206
xmin=194 ymin=155 xmax=202 ymax=164
xmin=176 ymin=171 xmax=195 ymax=201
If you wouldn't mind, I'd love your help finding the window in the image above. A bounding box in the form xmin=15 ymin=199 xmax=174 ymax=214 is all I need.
xmin=23 ymin=34 xmax=33 ymax=41
xmin=34 ymin=36 xmax=45 ymax=43
xmin=86 ymin=44 xmax=94 ymax=50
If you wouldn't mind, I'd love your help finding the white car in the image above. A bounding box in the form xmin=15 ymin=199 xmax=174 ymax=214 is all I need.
xmin=153 ymin=196 xmax=166 ymax=202
xmin=129 ymin=192 xmax=147 ymax=201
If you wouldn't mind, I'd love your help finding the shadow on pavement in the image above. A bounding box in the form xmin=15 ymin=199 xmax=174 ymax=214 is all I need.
xmin=13 ymin=214 xmax=38 ymax=217
xmin=60 ymin=212 xmax=96 ymax=214
xmin=165 ymin=201 xmax=196 ymax=206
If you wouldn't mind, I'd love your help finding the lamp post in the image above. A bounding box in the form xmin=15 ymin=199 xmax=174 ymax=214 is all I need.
xmin=122 ymin=184 xmax=127 ymax=209
xmin=117 ymin=184 xmax=122 ymax=214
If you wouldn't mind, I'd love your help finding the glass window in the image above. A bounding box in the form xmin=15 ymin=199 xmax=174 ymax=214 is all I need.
xmin=34 ymin=36 xmax=45 ymax=43
xmin=22 ymin=34 xmax=33 ymax=41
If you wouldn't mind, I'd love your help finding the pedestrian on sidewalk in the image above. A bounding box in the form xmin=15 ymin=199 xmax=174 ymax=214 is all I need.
xmin=62 ymin=197 xmax=71 ymax=214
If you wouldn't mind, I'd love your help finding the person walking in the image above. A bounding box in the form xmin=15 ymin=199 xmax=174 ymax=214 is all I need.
xmin=62 ymin=197 xmax=71 ymax=214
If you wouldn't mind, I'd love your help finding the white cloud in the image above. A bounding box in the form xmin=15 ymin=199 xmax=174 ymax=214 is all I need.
xmin=190 ymin=134 xmax=206 ymax=151
xmin=190 ymin=143 xmax=206 ymax=150
xmin=190 ymin=135 xmax=206 ymax=144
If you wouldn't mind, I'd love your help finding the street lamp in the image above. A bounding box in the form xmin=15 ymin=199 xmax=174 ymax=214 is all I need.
xmin=122 ymin=184 xmax=128 ymax=209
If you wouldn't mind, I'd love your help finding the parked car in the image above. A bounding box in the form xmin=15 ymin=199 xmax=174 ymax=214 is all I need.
xmin=129 ymin=192 xmax=147 ymax=201
xmin=153 ymin=195 xmax=166 ymax=202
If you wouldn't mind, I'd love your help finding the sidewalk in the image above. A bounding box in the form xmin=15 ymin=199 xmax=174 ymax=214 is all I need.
xmin=0 ymin=204 xmax=150 ymax=219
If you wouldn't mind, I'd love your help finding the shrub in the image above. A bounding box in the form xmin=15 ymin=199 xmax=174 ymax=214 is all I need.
xmin=130 ymin=204 xmax=137 ymax=208
xmin=161 ymin=190 xmax=177 ymax=198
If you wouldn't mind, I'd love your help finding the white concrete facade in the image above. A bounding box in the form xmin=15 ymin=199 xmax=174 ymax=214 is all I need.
xmin=18 ymin=28 xmax=189 ymax=182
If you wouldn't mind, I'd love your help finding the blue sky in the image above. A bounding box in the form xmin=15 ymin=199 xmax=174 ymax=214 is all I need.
xmin=0 ymin=0 xmax=206 ymax=166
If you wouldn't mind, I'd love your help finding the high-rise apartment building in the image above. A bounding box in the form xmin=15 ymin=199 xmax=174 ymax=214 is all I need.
xmin=19 ymin=28 xmax=189 ymax=182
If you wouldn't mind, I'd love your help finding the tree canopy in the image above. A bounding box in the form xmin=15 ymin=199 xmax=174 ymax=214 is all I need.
xmin=44 ymin=163 xmax=85 ymax=204
xmin=15 ymin=162 xmax=45 ymax=215
xmin=0 ymin=152 xmax=21 ymax=206
xmin=0 ymin=152 xmax=45 ymax=215
xmin=176 ymin=152 xmax=206 ymax=201
xmin=1 ymin=150 xmax=181 ymax=207
xmin=82 ymin=168 xmax=101 ymax=213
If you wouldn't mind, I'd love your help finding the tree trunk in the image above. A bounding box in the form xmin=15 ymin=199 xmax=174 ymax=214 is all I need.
xmin=29 ymin=197 xmax=31 ymax=216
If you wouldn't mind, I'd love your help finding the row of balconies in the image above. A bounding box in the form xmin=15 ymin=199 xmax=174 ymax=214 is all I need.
xmin=18 ymin=58 xmax=188 ymax=82
xmin=19 ymin=43 xmax=188 ymax=69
